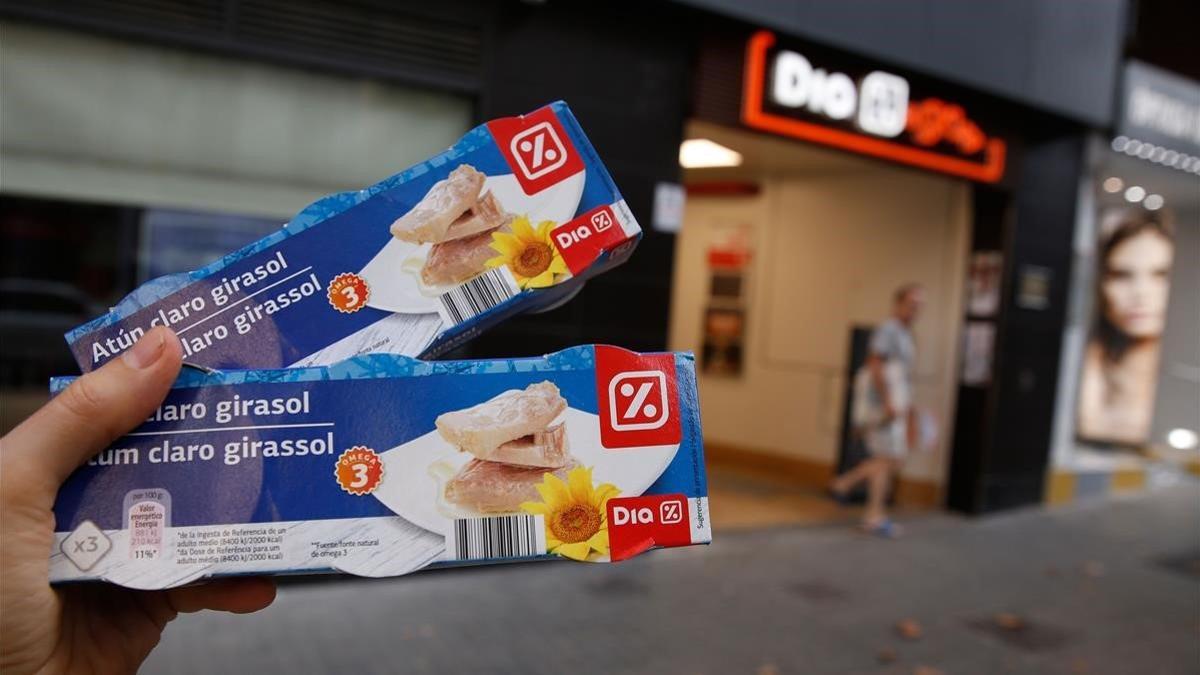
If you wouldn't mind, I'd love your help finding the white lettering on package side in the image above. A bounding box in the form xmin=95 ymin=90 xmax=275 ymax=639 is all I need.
xmin=553 ymin=210 xmax=613 ymax=250
xmin=771 ymin=50 xmax=910 ymax=139
xmin=612 ymin=505 xmax=655 ymax=526
xmin=85 ymin=251 xmax=311 ymax=365
xmin=612 ymin=499 xmax=683 ymax=526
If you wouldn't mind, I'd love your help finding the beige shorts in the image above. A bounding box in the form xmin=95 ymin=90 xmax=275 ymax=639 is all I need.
xmin=864 ymin=418 xmax=909 ymax=459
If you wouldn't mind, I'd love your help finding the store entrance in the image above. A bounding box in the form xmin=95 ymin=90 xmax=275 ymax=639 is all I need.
xmin=671 ymin=121 xmax=972 ymax=530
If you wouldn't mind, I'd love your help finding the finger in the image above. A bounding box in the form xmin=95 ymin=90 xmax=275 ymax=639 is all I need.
xmin=167 ymin=577 xmax=277 ymax=614
xmin=2 ymin=326 xmax=183 ymax=499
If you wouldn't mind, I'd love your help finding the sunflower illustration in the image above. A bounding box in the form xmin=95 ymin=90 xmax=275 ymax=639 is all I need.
xmin=521 ymin=466 xmax=618 ymax=561
xmin=486 ymin=215 xmax=568 ymax=289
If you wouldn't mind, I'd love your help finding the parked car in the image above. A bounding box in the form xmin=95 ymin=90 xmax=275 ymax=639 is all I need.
xmin=0 ymin=279 xmax=104 ymax=388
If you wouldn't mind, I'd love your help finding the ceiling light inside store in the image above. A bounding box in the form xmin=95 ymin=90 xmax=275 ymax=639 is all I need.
xmin=1143 ymin=194 xmax=1164 ymax=210
xmin=1111 ymin=136 xmax=1128 ymax=152
xmin=1124 ymin=185 xmax=1146 ymax=203
xmin=1166 ymin=428 xmax=1199 ymax=451
xmin=1102 ymin=177 xmax=1124 ymax=193
xmin=680 ymin=139 xmax=743 ymax=169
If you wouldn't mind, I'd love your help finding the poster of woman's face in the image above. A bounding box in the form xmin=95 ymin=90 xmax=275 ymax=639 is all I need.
xmin=1077 ymin=208 xmax=1176 ymax=446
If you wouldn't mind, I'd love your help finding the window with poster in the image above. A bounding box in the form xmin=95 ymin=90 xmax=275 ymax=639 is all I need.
xmin=701 ymin=228 xmax=752 ymax=377
xmin=1076 ymin=62 xmax=1199 ymax=450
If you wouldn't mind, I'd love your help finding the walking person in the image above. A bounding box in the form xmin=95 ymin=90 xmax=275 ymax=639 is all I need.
xmin=830 ymin=284 xmax=925 ymax=537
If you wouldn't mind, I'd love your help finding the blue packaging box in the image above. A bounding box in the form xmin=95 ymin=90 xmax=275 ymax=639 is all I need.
xmin=50 ymin=346 xmax=710 ymax=587
xmin=64 ymin=102 xmax=642 ymax=372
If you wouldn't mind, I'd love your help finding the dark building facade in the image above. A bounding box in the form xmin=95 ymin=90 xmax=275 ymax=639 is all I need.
xmin=1 ymin=0 xmax=1146 ymax=514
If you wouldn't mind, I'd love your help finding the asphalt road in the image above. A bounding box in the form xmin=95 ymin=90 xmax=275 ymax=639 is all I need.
xmin=144 ymin=483 xmax=1200 ymax=674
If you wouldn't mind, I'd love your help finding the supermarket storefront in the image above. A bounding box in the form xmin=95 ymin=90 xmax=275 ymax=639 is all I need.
xmin=672 ymin=20 xmax=1100 ymax=513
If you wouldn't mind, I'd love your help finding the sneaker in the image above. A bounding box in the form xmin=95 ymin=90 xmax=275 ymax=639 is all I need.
xmin=860 ymin=518 xmax=902 ymax=538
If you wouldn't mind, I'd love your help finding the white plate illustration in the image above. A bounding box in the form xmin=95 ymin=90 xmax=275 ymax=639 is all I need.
xmin=373 ymin=407 xmax=679 ymax=536
xmin=358 ymin=170 xmax=586 ymax=314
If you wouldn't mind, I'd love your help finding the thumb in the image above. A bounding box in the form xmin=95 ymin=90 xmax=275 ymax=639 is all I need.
xmin=2 ymin=326 xmax=183 ymax=504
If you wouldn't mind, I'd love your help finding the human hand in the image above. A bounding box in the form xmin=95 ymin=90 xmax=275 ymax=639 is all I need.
xmin=0 ymin=327 xmax=276 ymax=675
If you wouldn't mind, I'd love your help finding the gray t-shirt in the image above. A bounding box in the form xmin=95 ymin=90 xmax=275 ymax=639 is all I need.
xmin=861 ymin=318 xmax=916 ymax=456
xmin=869 ymin=318 xmax=915 ymax=384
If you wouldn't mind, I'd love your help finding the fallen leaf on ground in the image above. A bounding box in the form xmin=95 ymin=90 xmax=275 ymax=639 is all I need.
xmin=877 ymin=648 xmax=898 ymax=664
xmin=913 ymin=666 xmax=944 ymax=675
xmin=994 ymin=612 xmax=1026 ymax=630
xmin=896 ymin=618 xmax=923 ymax=640
xmin=1081 ymin=561 xmax=1106 ymax=578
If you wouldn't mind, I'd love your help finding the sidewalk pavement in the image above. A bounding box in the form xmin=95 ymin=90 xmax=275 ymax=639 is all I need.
xmin=144 ymin=483 xmax=1200 ymax=675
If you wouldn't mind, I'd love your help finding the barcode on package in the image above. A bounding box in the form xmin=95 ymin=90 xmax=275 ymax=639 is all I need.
xmin=451 ymin=514 xmax=546 ymax=561
xmin=437 ymin=267 xmax=521 ymax=326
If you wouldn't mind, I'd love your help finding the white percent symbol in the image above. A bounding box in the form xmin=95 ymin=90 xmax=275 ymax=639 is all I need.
xmin=608 ymin=371 xmax=669 ymax=431
xmin=509 ymin=122 xmax=568 ymax=181
xmin=620 ymin=381 xmax=656 ymax=420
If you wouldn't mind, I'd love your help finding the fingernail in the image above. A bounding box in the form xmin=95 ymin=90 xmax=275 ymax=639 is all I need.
xmin=123 ymin=329 xmax=167 ymax=370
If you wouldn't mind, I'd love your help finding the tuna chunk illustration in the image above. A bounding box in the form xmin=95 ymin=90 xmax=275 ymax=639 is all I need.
xmin=435 ymin=382 xmax=567 ymax=460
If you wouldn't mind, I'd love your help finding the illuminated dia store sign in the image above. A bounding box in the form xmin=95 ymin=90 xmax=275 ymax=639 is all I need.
xmin=741 ymin=31 xmax=1006 ymax=183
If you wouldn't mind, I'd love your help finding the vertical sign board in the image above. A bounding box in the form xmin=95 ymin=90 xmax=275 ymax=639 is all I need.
xmin=741 ymin=30 xmax=1007 ymax=184
xmin=1117 ymin=61 xmax=1200 ymax=160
